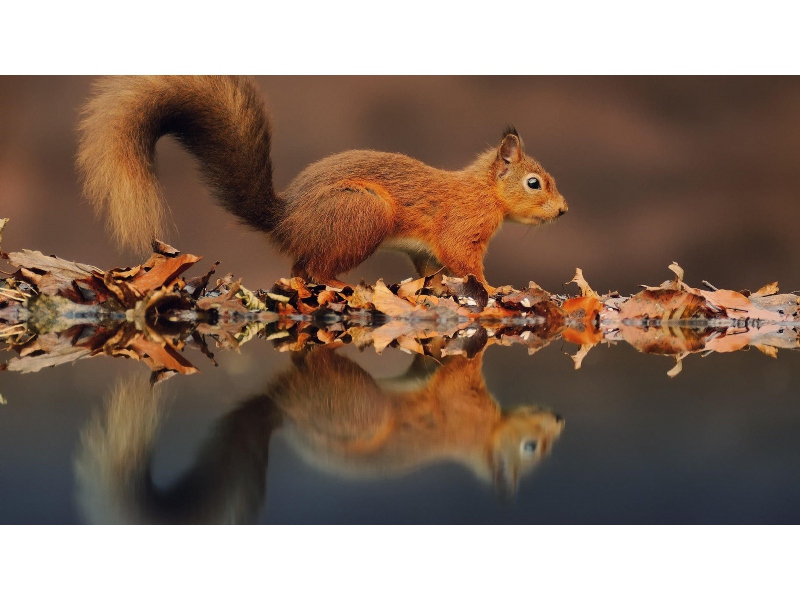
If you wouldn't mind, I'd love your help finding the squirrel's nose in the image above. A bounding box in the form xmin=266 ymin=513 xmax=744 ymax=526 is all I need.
xmin=558 ymin=206 xmax=568 ymax=216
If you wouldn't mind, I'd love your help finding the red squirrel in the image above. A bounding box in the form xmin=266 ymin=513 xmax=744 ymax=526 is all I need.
xmin=77 ymin=76 xmax=568 ymax=288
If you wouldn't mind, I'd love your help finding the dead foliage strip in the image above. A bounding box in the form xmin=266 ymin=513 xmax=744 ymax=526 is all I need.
xmin=1 ymin=218 xmax=798 ymax=379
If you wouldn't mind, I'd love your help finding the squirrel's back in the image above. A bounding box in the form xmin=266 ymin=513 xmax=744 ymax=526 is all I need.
xmin=77 ymin=76 xmax=278 ymax=253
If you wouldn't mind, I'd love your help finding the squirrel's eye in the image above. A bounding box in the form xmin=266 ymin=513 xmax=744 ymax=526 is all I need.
xmin=526 ymin=177 xmax=541 ymax=190
xmin=522 ymin=440 xmax=538 ymax=453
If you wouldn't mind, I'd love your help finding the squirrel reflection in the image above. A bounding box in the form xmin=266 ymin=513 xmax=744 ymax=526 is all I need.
xmin=74 ymin=347 xmax=564 ymax=524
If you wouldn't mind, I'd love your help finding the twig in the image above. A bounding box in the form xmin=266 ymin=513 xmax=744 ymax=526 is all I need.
xmin=0 ymin=324 xmax=26 ymax=338
xmin=0 ymin=288 xmax=29 ymax=302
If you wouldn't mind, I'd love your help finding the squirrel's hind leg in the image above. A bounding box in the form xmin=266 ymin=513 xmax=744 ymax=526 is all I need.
xmin=280 ymin=184 xmax=396 ymax=287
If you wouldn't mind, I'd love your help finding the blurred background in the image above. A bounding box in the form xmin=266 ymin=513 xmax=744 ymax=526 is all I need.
xmin=2 ymin=76 xmax=799 ymax=293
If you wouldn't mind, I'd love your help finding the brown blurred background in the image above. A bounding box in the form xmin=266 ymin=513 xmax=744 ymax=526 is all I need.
xmin=2 ymin=76 xmax=799 ymax=293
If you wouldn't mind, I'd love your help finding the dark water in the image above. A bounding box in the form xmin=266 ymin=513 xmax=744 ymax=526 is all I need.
xmin=2 ymin=328 xmax=798 ymax=525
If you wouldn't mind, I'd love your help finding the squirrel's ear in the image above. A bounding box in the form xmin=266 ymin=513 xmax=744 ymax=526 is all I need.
xmin=498 ymin=133 xmax=522 ymax=164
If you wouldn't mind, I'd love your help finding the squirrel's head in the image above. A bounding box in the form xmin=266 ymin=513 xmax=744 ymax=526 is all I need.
xmin=490 ymin=127 xmax=568 ymax=225
xmin=488 ymin=405 xmax=565 ymax=500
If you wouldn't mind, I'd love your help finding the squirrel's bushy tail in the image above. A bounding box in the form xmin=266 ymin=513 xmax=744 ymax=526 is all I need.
xmin=77 ymin=76 xmax=278 ymax=254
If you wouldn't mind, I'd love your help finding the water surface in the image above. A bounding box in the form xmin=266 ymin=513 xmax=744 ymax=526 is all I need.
xmin=2 ymin=329 xmax=798 ymax=524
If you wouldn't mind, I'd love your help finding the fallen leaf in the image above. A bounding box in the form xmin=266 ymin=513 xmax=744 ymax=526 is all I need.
xmin=561 ymin=324 xmax=603 ymax=346
xmin=152 ymin=240 xmax=181 ymax=256
xmin=397 ymin=276 xmax=426 ymax=301
xmin=618 ymin=289 xmax=716 ymax=321
xmin=6 ymin=346 xmax=92 ymax=373
xmin=754 ymin=344 xmax=778 ymax=358
xmin=348 ymin=282 xmax=375 ymax=309
xmin=500 ymin=285 xmax=551 ymax=310
xmin=695 ymin=289 xmax=783 ymax=321
xmin=441 ymin=275 xmax=489 ymax=310
xmin=667 ymin=355 xmax=685 ymax=378
xmin=570 ymin=343 xmax=594 ymax=370
xmin=372 ymin=279 xmax=417 ymax=318
xmin=126 ymin=338 xmax=198 ymax=375
xmin=127 ymin=253 xmax=201 ymax=295
xmin=567 ymin=268 xmax=599 ymax=298
xmin=0 ymin=217 xmax=8 ymax=248
xmin=667 ymin=262 xmax=685 ymax=289
xmin=316 ymin=289 xmax=340 ymax=306
xmin=562 ymin=295 xmax=603 ymax=322
xmin=372 ymin=320 xmax=416 ymax=353
xmin=751 ymin=282 xmax=779 ymax=298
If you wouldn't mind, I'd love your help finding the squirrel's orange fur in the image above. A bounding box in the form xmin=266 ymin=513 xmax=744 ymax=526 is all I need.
xmin=77 ymin=76 xmax=568 ymax=287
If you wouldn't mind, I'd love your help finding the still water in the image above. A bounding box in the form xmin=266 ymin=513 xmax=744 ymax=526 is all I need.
xmin=2 ymin=325 xmax=798 ymax=524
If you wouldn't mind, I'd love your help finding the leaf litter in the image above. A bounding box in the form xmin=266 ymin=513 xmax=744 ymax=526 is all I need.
xmin=1 ymin=218 xmax=798 ymax=379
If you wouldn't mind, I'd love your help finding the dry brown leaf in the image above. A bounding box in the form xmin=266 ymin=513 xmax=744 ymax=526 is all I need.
xmin=561 ymin=324 xmax=603 ymax=346
xmin=152 ymin=240 xmax=181 ymax=256
xmin=277 ymin=303 xmax=298 ymax=316
xmin=567 ymin=268 xmax=599 ymax=298
xmin=500 ymin=286 xmax=551 ymax=309
xmin=751 ymin=282 xmax=779 ymax=298
xmin=703 ymin=331 xmax=751 ymax=354
xmin=618 ymin=289 xmax=716 ymax=321
xmin=7 ymin=250 xmax=100 ymax=279
xmin=441 ymin=275 xmax=489 ymax=310
xmin=287 ymin=277 xmax=313 ymax=299
xmin=317 ymin=329 xmax=337 ymax=344
xmin=570 ymin=343 xmax=594 ymax=370
xmin=346 ymin=326 xmax=374 ymax=350
xmin=372 ymin=279 xmax=417 ymax=318
xmin=6 ymin=331 xmax=93 ymax=372
xmin=667 ymin=355 xmax=685 ymax=378
xmin=493 ymin=285 xmax=517 ymax=296
xmin=126 ymin=338 xmax=198 ymax=375
xmin=127 ymin=253 xmax=201 ymax=295
xmin=695 ymin=289 xmax=783 ymax=321
xmin=667 ymin=262 xmax=685 ymax=289
xmin=372 ymin=320 xmax=416 ymax=353
xmin=397 ymin=276 xmax=426 ymax=301
xmin=747 ymin=294 xmax=799 ymax=319
xmin=296 ymin=300 xmax=319 ymax=316
xmin=562 ymin=295 xmax=603 ymax=321
xmin=6 ymin=347 xmax=92 ymax=373
xmin=103 ymin=271 xmax=143 ymax=306
xmin=348 ymin=283 xmax=374 ymax=309
xmin=754 ymin=344 xmax=778 ymax=358
xmin=618 ymin=323 xmax=706 ymax=356
xmin=396 ymin=335 xmax=424 ymax=355
xmin=108 ymin=265 xmax=141 ymax=279
xmin=19 ymin=268 xmax=42 ymax=285
xmin=316 ymin=289 xmax=340 ymax=306
xmin=475 ymin=305 xmax=517 ymax=320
